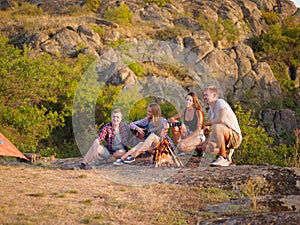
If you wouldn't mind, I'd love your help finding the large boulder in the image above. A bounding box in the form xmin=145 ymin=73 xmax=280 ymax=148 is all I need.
xmin=203 ymin=49 xmax=239 ymax=95
xmin=262 ymin=108 xmax=297 ymax=141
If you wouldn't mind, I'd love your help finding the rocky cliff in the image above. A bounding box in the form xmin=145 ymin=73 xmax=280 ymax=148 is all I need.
xmin=0 ymin=0 xmax=299 ymax=140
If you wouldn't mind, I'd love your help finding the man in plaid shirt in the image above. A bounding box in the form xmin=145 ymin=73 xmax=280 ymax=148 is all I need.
xmin=75 ymin=108 xmax=132 ymax=169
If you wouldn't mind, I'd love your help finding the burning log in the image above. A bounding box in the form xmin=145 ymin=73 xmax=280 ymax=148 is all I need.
xmin=152 ymin=138 xmax=183 ymax=167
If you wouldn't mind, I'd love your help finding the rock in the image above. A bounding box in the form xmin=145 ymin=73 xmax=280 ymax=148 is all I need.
xmin=182 ymin=31 xmax=215 ymax=59
xmin=40 ymin=39 xmax=60 ymax=55
xmin=135 ymin=3 xmax=173 ymax=28
xmin=254 ymin=62 xmax=282 ymax=100
xmin=106 ymin=67 xmax=137 ymax=86
xmin=102 ymin=29 xmax=120 ymax=43
xmin=203 ymin=49 xmax=239 ymax=95
xmin=236 ymin=0 xmax=265 ymax=35
xmin=78 ymin=24 xmax=102 ymax=49
xmin=0 ymin=0 xmax=12 ymax=10
xmin=173 ymin=17 xmax=201 ymax=30
xmin=262 ymin=109 xmax=297 ymax=140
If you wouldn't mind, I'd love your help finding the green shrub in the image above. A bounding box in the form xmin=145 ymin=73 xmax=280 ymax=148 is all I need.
xmin=0 ymin=35 xmax=96 ymax=156
xmin=261 ymin=10 xmax=280 ymax=25
xmin=144 ymin=0 xmax=173 ymax=8
xmin=197 ymin=16 xmax=238 ymax=45
xmin=234 ymin=103 xmax=299 ymax=167
xmin=248 ymin=16 xmax=300 ymax=122
xmin=12 ymin=2 xmax=43 ymax=16
xmin=95 ymin=85 xmax=123 ymax=124
xmin=85 ymin=0 xmax=102 ymax=12
xmin=104 ymin=2 xmax=133 ymax=26
xmin=89 ymin=24 xmax=106 ymax=37
xmin=121 ymin=59 xmax=145 ymax=77
xmin=234 ymin=103 xmax=274 ymax=165
xmin=107 ymin=38 xmax=127 ymax=48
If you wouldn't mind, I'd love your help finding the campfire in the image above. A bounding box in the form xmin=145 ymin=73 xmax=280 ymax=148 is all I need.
xmin=152 ymin=138 xmax=183 ymax=167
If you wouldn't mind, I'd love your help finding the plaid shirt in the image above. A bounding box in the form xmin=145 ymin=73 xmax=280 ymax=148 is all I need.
xmin=129 ymin=117 xmax=175 ymax=147
xmin=97 ymin=122 xmax=131 ymax=154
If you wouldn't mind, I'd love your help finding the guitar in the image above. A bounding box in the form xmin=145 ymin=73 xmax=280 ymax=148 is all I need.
xmin=134 ymin=122 xmax=182 ymax=139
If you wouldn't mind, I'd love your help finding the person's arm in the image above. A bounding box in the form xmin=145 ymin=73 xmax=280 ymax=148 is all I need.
xmin=205 ymin=108 xmax=227 ymax=126
xmin=97 ymin=123 xmax=109 ymax=143
xmin=159 ymin=118 xmax=169 ymax=137
xmin=191 ymin=109 xmax=204 ymax=137
xmin=129 ymin=117 xmax=148 ymax=136
xmin=168 ymin=110 xmax=184 ymax=123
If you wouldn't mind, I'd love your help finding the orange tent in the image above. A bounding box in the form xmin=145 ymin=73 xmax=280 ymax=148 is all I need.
xmin=0 ymin=132 xmax=28 ymax=160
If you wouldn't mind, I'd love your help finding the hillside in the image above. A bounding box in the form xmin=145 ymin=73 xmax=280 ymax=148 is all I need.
xmin=0 ymin=1 xmax=299 ymax=151
xmin=0 ymin=1 xmax=300 ymax=224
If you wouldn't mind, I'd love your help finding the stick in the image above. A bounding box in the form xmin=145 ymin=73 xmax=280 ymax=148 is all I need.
xmin=166 ymin=142 xmax=183 ymax=167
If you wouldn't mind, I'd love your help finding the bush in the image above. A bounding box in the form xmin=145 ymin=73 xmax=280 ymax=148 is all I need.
xmin=89 ymin=24 xmax=106 ymax=37
xmin=85 ymin=0 xmax=102 ymax=12
xmin=104 ymin=2 xmax=133 ymax=26
xmin=233 ymin=103 xmax=299 ymax=167
xmin=261 ymin=10 xmax=280 ymax=25
xmin=11 ymin=2 xmax=43 ymax=16
xmin=197 ymin=16 xmax=238 ymax=45
xmin=144 ymin=0 xmax=173 ymax=8
xmin=0 ymin=35 xmax=96 ymax=156
xmin=234 ymin=103 xmax=274 ymax=165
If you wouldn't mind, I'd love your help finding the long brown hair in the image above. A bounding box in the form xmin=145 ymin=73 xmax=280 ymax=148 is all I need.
xmin=148 ymin=103 xmax=162 ymax=126
xmin=187 ymin=92 xmax=205 ymax=127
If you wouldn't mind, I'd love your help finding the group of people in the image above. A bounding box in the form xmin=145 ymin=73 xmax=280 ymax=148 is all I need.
xmin=75 ymin=85 xmax=242 ymax=169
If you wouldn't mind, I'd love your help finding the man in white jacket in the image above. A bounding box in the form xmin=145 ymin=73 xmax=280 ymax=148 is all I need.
xmin=200 ymin=85 xmax=242 ymax=166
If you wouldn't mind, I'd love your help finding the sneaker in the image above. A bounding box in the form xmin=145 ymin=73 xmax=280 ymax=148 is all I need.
xmin=227 ymin=149 xmax=234 ymax=164
xmin=73 ymin=162 xmax=86 ymax=170
xmin=113 ymin=158 xmax=124 ymax=166
xmin=123 ymin=156 xmax=135 ymax=164
xmin=210 ymin=156 xmax=229 ymax=167
xmin=193 ymin=149 xmax=205 ymax=157
xmin=178 ymin=152 xmax=186 ymax=156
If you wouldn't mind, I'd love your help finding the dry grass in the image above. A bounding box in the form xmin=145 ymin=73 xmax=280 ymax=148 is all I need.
xmin=0 ymin=163 xmax=232 ymax=225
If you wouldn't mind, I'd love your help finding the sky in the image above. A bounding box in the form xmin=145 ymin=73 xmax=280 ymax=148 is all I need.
xmin=291 ymin=0 xmax=300 ymax=8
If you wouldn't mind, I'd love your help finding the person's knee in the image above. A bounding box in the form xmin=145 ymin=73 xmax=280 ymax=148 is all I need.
xmin=92 ymin=138 xmax=100 ymax=146
xmin=177 ymin=142 xmax=186 ymax=151
xmin=205 ymin=141 xmax=219 ymax=154
xmin=114 ymin=150 xmax=126 ymax=158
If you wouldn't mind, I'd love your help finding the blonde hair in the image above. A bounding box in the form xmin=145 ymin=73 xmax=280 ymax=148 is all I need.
xmin=148 ymin=103 xmax=162 ymax=126
xmin=204 ymin=85 xmax=219 ymax=95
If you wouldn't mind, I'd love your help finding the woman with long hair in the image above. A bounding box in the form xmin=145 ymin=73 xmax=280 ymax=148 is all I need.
xmin=114 ymin=102 xmax=174 ymax=165
xmin=168 ymin=92 xmax=205 ymax=154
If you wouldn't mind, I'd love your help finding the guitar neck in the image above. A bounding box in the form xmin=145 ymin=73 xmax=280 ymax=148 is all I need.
xmin=147 ymin=122 xmax=182 ymax=133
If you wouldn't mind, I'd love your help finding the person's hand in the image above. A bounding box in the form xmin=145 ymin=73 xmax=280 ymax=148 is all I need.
xmin=136 ymin=126 xmax=146 ymax=136
xmin=168 ymin=117 xmax=175 ymax=123
xmin=203 ymin=126 xmax=210 ymax=136
xmin=160 ymin=127 xmax=167 ymax=138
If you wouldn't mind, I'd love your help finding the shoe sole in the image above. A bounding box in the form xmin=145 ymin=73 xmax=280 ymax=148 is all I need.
xmin=124 ymin=159 xmax=135 ymax=164
xmin=210 ymin=163 xmax=229 ymax=167
xmin=113 ymin=160 xmax=124 ymax=166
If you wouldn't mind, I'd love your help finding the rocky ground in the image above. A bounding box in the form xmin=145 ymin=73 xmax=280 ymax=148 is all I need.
xmin=51 ymin=153 xmax=300 ymax=223
xmin=1 ymin=153 xmax=300 ymax=224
